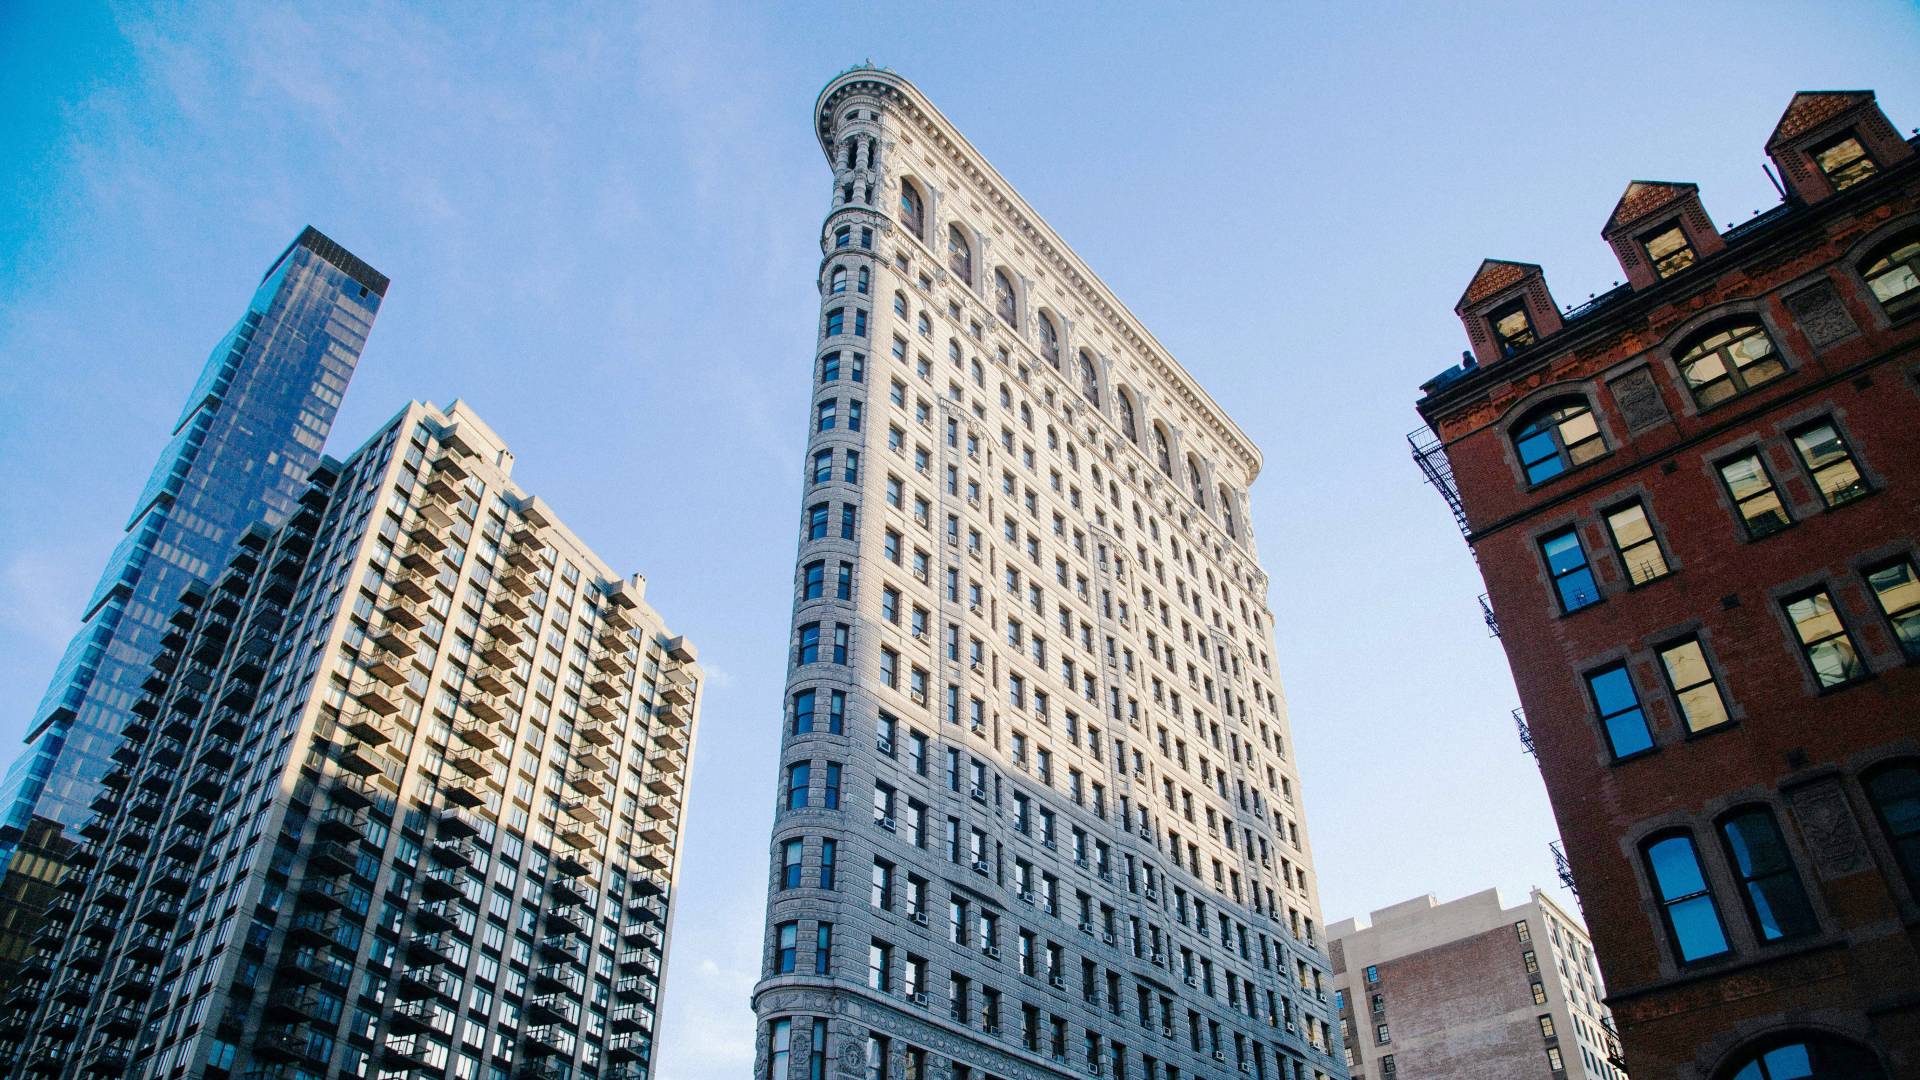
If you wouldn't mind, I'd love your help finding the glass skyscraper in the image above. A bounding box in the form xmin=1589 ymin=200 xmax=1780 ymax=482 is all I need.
xmin=0 ymin=227 xmax=385 ymax=970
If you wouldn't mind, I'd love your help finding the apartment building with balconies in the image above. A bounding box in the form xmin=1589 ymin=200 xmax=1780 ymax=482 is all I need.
xmin=1 ymin=400 xmax=700 ymax=1080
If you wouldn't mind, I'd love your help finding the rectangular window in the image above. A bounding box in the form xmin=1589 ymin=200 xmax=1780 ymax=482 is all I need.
xmin=826 ymin=308 xmax=845 ymax=336
xmin=792 ymin=689 xmax=816 ymax=734
xmin=1658 ymin=638 xmax=1730 ymax=733
xmin=787 ymin=763 xmax=810 ymax=809
xmin=1790 ymin=421 xmax=1869 ymax=508
xmin=1545 ymin=1047 xmax=1564 ymax=1072
xmin=821 ymin=352 xmax=841 ymax=381
xmin=1642 ymin=223 xmax=1696 ymax=279
xmin=1540 ymin=527 xmax=1600 ymax=613
xmin=808 ymin=503 xmax=830 ymax=540
xmin=1585 ymin=664 xmax=1653 ymax=758
xmin=1718 ymin=452 xmax=1791 ymax=538
xmin=1866 ymin=557 xmax=1920 ymax=659
xmin=1488 ymin=300 xmax=1534 ymax=356
xmin=823 ymin=764 xmax=841 ymax=809
xmin=1782 ymin=588 xmax=1864 ymax=688
xmin=817 ymin=925 xmax=834 ymax=975
xmin=1605 ymin=501 xmax=1669 ymax=585
xmin=1811 ymin=131 xmax=1877 ymax=190
xmin=1537 ymin=1014 xmax=1554 ymax=1039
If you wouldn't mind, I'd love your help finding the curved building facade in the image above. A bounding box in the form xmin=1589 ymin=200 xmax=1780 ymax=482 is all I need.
xmin=752 ymin=67 xmax=1344 ymax=1080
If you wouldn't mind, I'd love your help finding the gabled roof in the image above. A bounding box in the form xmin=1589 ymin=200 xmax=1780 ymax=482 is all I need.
xmin=1767 ymin=90 xmax=1876 ymax=148
xmin=1457 ymin=259 xmax=1541 ymax=309
xmin=1606 ymin=181 xmax=1698 ymax=232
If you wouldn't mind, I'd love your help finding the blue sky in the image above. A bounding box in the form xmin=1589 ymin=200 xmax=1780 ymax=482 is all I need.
xmin=4 ymin=2 xmax=1917 ymax=1074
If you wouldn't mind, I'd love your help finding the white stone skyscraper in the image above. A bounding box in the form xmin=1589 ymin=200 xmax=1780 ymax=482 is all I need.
xmin=752 ymin=67 xmax=1345 ymax=1080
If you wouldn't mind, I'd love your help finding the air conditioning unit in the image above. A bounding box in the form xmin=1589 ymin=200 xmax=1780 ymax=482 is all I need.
xmin=875 ymin=816 xmax=895 ymax=831
xmin=969 ymin=659 xmax=983 ymax=671
xmin=910 ymin=690 xmax=927 ymax=705
xmin=972 ymin=860 xmax=990 ymax=876
xmin=1048 ymin=972 xmax=1065 ymax=988
xmin=1238 ymin=1064 xmax=1251 ymax=1074
xmin=1018 ymin=890 xmax=1035 ymax=904
xmin=967 ymin=496 xmax=980 ymax=507
xmin=1212 ymin=1051 xmax=1226 ymax=1063
xmin=911 ymin=628 xmax=925 ymax=640
xmin=910 ymin=991 xmax=928 ymax=1006
xmin=1138 ymin=825 xmax=1152 ymax=840
xmin=1042 ymin=839 xmax=1057 ymax=851
xmin=983 ymin=945 xmax=1000 ymax=960
xmin=1161 ymin=1026 xmax=1175 ymax=1039
xmin=911 ymin=911 xmax=928 ymax=927
xmin=970 ymin=723 xmax=985 ymax=738
xmin=969 ymin=784 xmax=986 ymax=801
xmin=982 ymin=1024 xmax=999 ymax=1036
xmin=1078 ymin=921 xmax=1095 ymax=935
xmin=1098 ymin=869 xmax=1113 ymax=882
xmin=1144 ymin=887 xmax=1158 ymax=901
xmin=1184 ymin=975 xmax=1199 ymax=988
xmin=1074 ymin=856 xmax=1090 ymax=869
xmin=876 ymin=738 xmax=895 ymax=754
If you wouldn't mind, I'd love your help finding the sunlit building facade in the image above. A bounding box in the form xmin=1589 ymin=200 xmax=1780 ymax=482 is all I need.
xmin=2 ymin=400 xmax=700 ymax=1080
xmin=752 ymin=67 xmax=1344 ymax=1080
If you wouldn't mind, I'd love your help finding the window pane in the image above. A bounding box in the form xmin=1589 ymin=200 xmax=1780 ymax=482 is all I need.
xmin=1721 ymin=456 xmax=1772 ymax=501
xmin=1675 ymin=683 xmax=1730 ymax=732
xmin=1587 ymin=666 xmax=1653 ymax=758
xmin=1866 ymin=559 xmax=1920 ymax=658
xmin=1721 ymin=810 xmax=1817 ymax=941
xmin=1660 ymin=640 xmax=1729 ymax=732
xmin=1867 ymin=766 xmax=1920 ymax=892
xmin=1648 ymin=836 xmax=1709 ymax=897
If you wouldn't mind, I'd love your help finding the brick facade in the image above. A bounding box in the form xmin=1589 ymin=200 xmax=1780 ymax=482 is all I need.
xmin=1413 ymin=91 xmax=1920 ymax=1079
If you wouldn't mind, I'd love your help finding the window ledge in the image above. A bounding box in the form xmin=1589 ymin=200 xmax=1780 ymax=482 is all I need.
xmin=1610 ymin=746 xmax=1660 ymax=767
xmin=1681 ymin=719 xmax=1741 ymax=744
xmin=1556 ymin=597 xmax=1607 ymax=620
xmin=1524 ymin=453 xmax=1615 ymax=494
xmin=1813 ymin=673 xmax=1875 ymax=697
xmin=1623 ymin=570 xmax=1677 ymax=591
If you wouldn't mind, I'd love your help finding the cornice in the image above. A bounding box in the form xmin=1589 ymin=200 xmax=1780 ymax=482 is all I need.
xmin=815 ymin=69 xmax=1265 ymax=483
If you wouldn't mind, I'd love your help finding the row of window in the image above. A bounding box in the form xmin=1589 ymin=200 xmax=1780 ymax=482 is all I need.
xmin=878 ymin=209 xmax=1247 ymax=542
xmin=1491 ymin=223 xmax=1918 ymax=364
xmin=1574 ymin=552 xmax=1917 ymax=759
xmin=1643 ymin=762 xmax=1920 ymax=968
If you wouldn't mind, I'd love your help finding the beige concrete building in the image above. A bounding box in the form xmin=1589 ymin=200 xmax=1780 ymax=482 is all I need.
xmin=1329 ymin=889 xmax=1625 ymax=1080
xmin=751 ymin=65 xmax=1341 ymax=1080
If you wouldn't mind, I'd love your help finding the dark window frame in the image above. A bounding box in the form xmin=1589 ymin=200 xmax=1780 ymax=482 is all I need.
xmin=1780 ymin=586 xmax=1868 ymax=690
xmin=1787 ymin=418 xmax=1872 ymax=509
xmin=1716 ymin=805 xmax=1819 ymax=943
xmin=1715 ymin=449 xmax=1793 ymax=540
xmin=1640 ymin=830 xmax=1732 ymax=966
xmin=1674 ymin=321 xmax=1787 ymax=409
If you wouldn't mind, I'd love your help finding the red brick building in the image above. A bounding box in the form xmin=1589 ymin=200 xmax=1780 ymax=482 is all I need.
xmin=1411 ymin=90 xmax=1920 ymax=1080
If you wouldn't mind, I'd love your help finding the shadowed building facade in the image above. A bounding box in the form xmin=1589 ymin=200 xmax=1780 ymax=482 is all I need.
xmin=1 ymin=400 xmax=700 ymax=1079
xmin=1411 ymin=91 xmax=1920 ymax=1079
xmin=0 ymin=228 xmax=385 ymax=977
xmin=1329 ymin=889 xmax=1624 ymax=1080
xmin=752 ymin=67 xmax=1345 ymax=1080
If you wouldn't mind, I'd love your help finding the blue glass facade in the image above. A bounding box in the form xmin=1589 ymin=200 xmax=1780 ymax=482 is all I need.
xmin=0 ymin=228 xmax=385 ymax=856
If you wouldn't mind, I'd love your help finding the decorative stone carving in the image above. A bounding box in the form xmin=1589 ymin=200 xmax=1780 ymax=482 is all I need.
xmin=1786 ymin=281 xmax=1859 ymax=347
xmin=838 ymin=1035 xmax=867 ymax=1079
xmin=1608 ymin=367 xmax=1670 ymax=432
xmin=1788 ymin=779 xmax=1872 ymax=878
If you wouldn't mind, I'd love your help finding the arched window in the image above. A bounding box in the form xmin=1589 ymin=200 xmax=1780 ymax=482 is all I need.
xmin=1719 ymin=1034 xmax=1885 ymax=1080
xmin=1153 ymin=424 xmax=1173 ymax=477
xmin=994 ymin=269 xmax=1017 ymax=327
xmin=843 ymin=139 xmax=859 ymax=170
xmin=1116 ymin=391 xmax=1139 ymax=444
xmin=1078 ymin=351 xmax=1100 ymax=407
xmin=1187 ymin=456 xmax=1208 ymax=507
xmin=893 ymin=292 xmax=907 ymax=316
xmin=1219 ymin=486 xmax=1237 ymax=538
xmin=1864 ymin=761 xmax=1920 ymax=894
xmin=1037 ymin=312 xmax=1061 ymax=366
xmin=1641 ymin=831 xmax=1730 ymax=964
xmin=1717 ymin=807 xmax=1817 ymax=942
xmin=829 ymin=266 xmax=847 ymax=295
xmin=948 ymin=225 xmax=973 ymax=284
xmin=899 ymin=179 xmax=926 ymax=240
xmin=1512 ymin=398 xmax=1605 ymax=485
xmin=1676 ymin=322 xmax=1786 ymax=407
xmin=1862 ymin=229 xmax=1920 ymax=318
